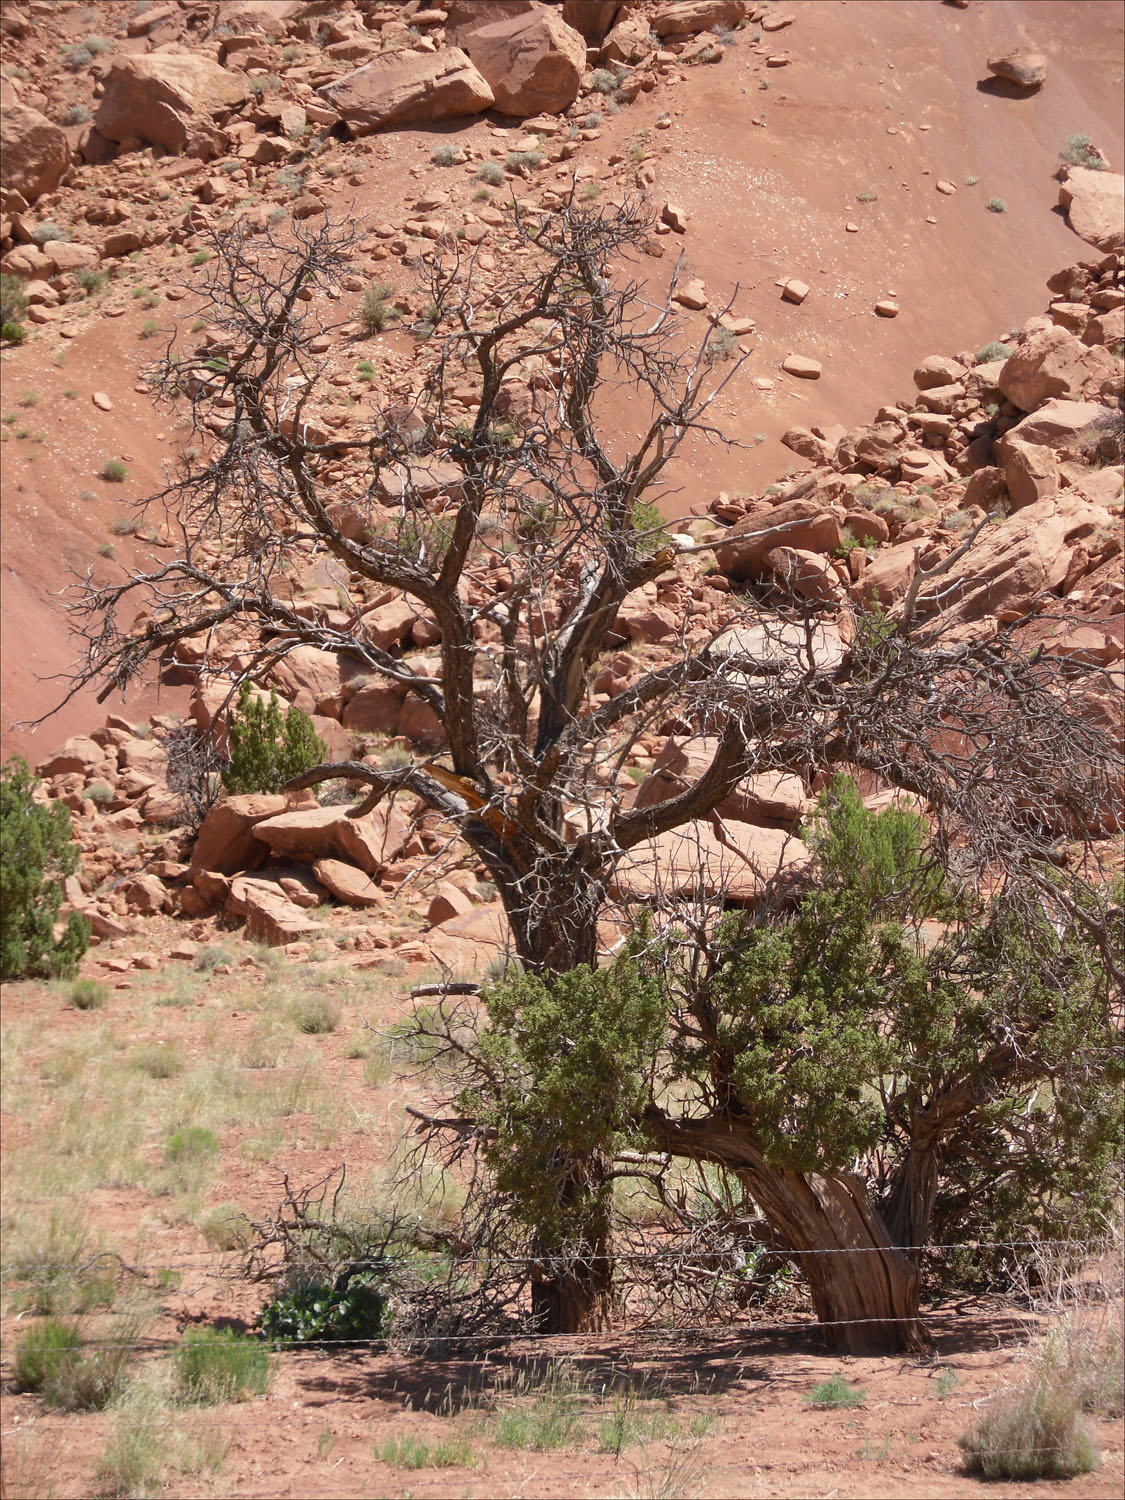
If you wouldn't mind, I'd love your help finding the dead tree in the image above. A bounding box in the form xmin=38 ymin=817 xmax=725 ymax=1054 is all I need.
xmin=56 ymin=204 xmax=1122 ymax=1344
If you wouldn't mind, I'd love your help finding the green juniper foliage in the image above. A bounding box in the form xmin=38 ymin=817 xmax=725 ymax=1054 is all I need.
xmin=1 ymin=757 xmax=89 ymax=979
xmin=221 ymin=683 xmax=325 ymax=795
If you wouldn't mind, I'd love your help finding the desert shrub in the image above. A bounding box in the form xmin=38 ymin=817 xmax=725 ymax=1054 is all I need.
xmin=75 ymin=266 xmax=108 ymax=297
xmin=14 ymin=1320 xmax=130 ymax=1410
xmin=100 ymin=458 xmax=128 ymax=482
xmin=975 ymin=340 xmax=1009 ymax=364
xmin=590 ymin=68 xmax=619 ymax=95
xmin=477 ymin=161 xmax=505 ymax=186
xmin=1 ymin=321 xmax=27 ymax=344
xmin=1 ymin=758 xmax=89 ymax=980
xmin=30 ymin=221 xmax=70 ymax=246
xmin=166 ymin=1127 xmax=219 ymax=1163
xmin=175 ymin=1328 xmax=270 ymax=1404
xmin=431 ymin=144 xmax=460 ymax=166
xmin=69 ymin=978 xmax=109 ymax=1010
xmin=1060 ymin=133 xmax=1107 ymax=171
xmin=62 ymin=45 xmax=94 ymax=70
xmin=221 ymin=682 xmax=325 ymax=795
xmin=986 ymin=197 xmax=1007 ymax=213
xmin=61 ymin=103 xmax=92 ymax=125
xmin=958 ymin=1345 xmax=1100 ymax=1480
xmin=288 ymin=993 xmax=341 ymax=1034
xmin=2 ymin=275 xmax=28 ymax=328
xmin=164 ymin=721 xmax=225 ymax=831
xmin=199 ymin=1205 xmax=253 ymax=1252
xmin=505 ymin=150 xmax=542 ymax=171
xmin=193 ymin=944 xmax=233 ymax=972
xmin=258 ymin=1278 xmax=385 ymax=1345
xmin=805 ymin=1375 xmax=867 ymax=1409
xmin=360 ymin=282 xmax=399 ymax=334
xmin=376 ymin=1434 xmax=475 ymax=1468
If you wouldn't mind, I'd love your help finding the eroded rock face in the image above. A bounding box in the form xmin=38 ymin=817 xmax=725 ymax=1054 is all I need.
xmin=653 ymin=1 xmax=748 ymax=38
xmin=94 ymin=55 xmax=249 ymax=155
xmin=453 ymin=6 xmax=586 ymax=116
xmin=1057 ymin=167 xmax=1125 ymax=255
xmin=997 ymin=326 xmax=1120 ymax=411
xmin=714 ymin=500 xmax=842 ymax=580
xmin=0 ymin=100 xmax=67 ymax=202
xmin=189 ymin=794 xmax=290 ymax=875
xmin=317 ymin=48 xmax=494 ymax=135
xmin=250 ymin=804 xmax=408 ymax=874
xmin=612 ymin=819 xmax=808 ymax=906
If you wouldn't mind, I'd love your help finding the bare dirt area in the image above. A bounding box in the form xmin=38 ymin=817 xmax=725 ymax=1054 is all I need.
xmin=2 ymin=950 xmax=1122 ymax=1500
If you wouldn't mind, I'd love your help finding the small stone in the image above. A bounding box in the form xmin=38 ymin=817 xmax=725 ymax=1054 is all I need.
xmin=936 ymin=180 xmax=957 ymax=195
xmin=673 ymin=277 xmax=708 ymax=311
xmin=782 ymin=354 xmax=821 ymax=379
xmin=874 ymin=300 xmax=899 ymax=317
xmin=781 ymin=278 xmax=810 ymax=305
xmin=92 ymin=391 xmax=112 ymax=411
xmin=660 ymin=201 xmax=688 ymax=233
xmin=752 ymin=376 xmax=774 ymax=390
xmin=845 ymin=221 xmax=859 ymax=232
xmin=925 ymin=215 xmax=938 ymax=223
xmin=765 ymin=53 xmax=791 ymax=67
xmin=762 ymin=11 xmax=796 ymax=30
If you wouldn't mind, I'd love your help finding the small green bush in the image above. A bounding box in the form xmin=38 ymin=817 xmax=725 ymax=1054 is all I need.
xmin=1060 ymin=133 xmax=1107 ymax=171
xmin=221 ymin=682 xmax=326 ymax=795
xmin=199 ymin=1205 xmax=253 ymax=1252
xmin=505 ymin=150 xmax=542 ymax=172
xmin=376 ymin=1434 xmax=475 ymax=1469
xmin=75 ymin=266 xmax=108 ymax=297
xmin=959 ymin=1381 xmax=1098 ymax=1479
xmin=166 ymin=1126 xmax=220 ymax=1163
xmin=975 ymin=340 xmax=1009 ymax=365
xmin=132 ymin=1044 xmax=184 ymax=1079
xmin=590 ymin=68 xmax=619 ymax=95
xmin=62 ymin=103 xmax=92 ymax=126
xmin=986 ymin=197 xmax=1007 ymax=213
xmin=805 ymin=1375 xmax=867 ymax=1409
xmin=69 ymin=978 xmax=109 ymax=1010
xmin=175 ymin=1328 xmax=270 ymax=1404
xmin=360 ymin=282 xmax=399 ymax=335
xmin=259 ymin=1279 xmax=385 ymax=1345
xmin=14 ymin=1320 xmax=129 ymax=1410
xmin=1 ymin=758 xmax=89 ymax=980
xmin=289 ymin=994 xmax=341 ymax=1034
xmin=1 ymin=273 xmax=29 ymax=326
xmin=30 ymin=221 xmax=70 ymax=246
xmin=1 ymin=321 xmax=27 ymax=344
xmin=100 ymin=458 xmax=128 ymax=482
xmin=431 ymin=144 xmax=460 ymax=166
xmin=477 ymin=161 xmax=505 ymax=186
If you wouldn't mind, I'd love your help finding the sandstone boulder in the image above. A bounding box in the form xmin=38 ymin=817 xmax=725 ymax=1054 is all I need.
xmin=612 ymin=819 xmax=808 ymax=906
xmin=312 ymin=857 xmax=387 ymax=908
xmin=251 ymin=803 xmax=408 ymax=874
xmin=764 ymin=545 xmax=847 ymax=606
xmin=602 ymin=11 xmax=654 ymax=63
xmin=917 ymin=495 xmax=1115 ymax=623
xmin=634 ymin=737 xmax=807 ymax=827
xmin=998 ymin=326 xmax=1120 ymax=411
xmin=190 ymin=793 xmax=289 ymax=874
xmin=0 ymin=101 xmax=68 ymax=203
xmin=714 ymin=499 xmax=842 ymax=580
xmin=987 ymin=47 xmax=1047 ymax=88
xmin=1006 ymin=399 xmax=1107 ymax=454
xmin=853 ymin=541 xmax=921 ymax=609
xmin=95 ymin=55 xmax=249 ymax=155
xmin=427 ymin=881 xmax=474 ymax=926
xmin=653 ymin=1 xmax=747 ymax=37
xmin=37 ymin=736 xmax=111 ymax=779
xmin=995 ymin=433 xmax=1059 ymax=512
xmin=912 ymin=354 xmax=966 ymax=391
xmin=709 ymin=618 xmax=845 ymax=679
xmin=231 ymin=875 xmax=327 ymax=946
xmin=269 ymin=646 xmax=343 ymax=706
xmin=1057 ymin=167 xmax=1125 ymax=254
xmin=453 ymin=7 xmax=585 ymax=116
xmin=562 ymin=1 xmax=619 ymax=44
xmin=317 ymin=48 xmax=494 ymax=135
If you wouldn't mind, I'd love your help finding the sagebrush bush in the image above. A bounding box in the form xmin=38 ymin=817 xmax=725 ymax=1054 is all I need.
xmin=477 ymin=161 xmax=505 ymax=186
xmin=221 ymin=682 xmax=325 ymax=795
xmin=1 ymin=272 xmax=28 ymax=326
xmin=1 ymin=758 xmax=89 ymax=980
xmin=360 ymin=282 xmax=399 ymax=335
xmin=975 ymin=340 xmax=1009 ymax=365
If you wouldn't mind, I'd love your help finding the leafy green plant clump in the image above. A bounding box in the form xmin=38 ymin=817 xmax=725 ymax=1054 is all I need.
xmin=258 ymin=1279 xmax=385 ymax=1346
xmin=221 ymin=682 xmax=325 ymax=795
xmin=1 ymin=758 xmax=89 ymax=979
xmin=1060 ymin=133 xmax=1107 ymax=171
xmin=14 ymin=1319 xmax=130 ymax=1410
xmin=361 ymin=281 xmax=399 ymax=335
xmin=975 ymin=340 xmax=1009 ymax=365
xmin=805 ymin=1375 xmax=867 ymax=1409
xmin=100 ymin=458 xmax=128 ymax=482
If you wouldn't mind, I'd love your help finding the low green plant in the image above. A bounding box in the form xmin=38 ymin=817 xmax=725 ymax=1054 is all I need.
xmin=356 ymin=359 xmax=376 ymax=380
xmin=477 ymin=161 xmax=506 ymax=186
xmin=1 ymin=320 xmax=27 ymax=344
xmin=431 ymin=144 xmax=460 ymax=167
xmin=360 ymin=282 xmax=399 ymax=335
xmin=221 ymin=682 xmax=325 ymax=795
xmin=289 ymin=993 xmax=341 ymax=1034
xmin=590 ymin=67 xmax=619 ymax=95
xmin=14 ymin=1320 xmax=131 ymax=1410
xmin=31 ymin=221 xmax=70 ymax=246
xmin=986 ymin=196 xmax=1007 ymax=213
xmin=259 ymin=1278 xmax=385 ymax=1345
xmin=958 ymin=1343 xmax=1100 ymax=1479
xmin=132 ymin=1044 xmax=184 ymax=1079
xmin=505 ymin=150 xmax=543 ymax=171
xmin=139 ymin=317 xmax=159 ymax=338
xmin=100 ymin=458 xmax=128 ymax=482
xmin=190 ymin=250 xmax=212 ymax=266
xmin=193 ymin=944 xmax=233 ymax=972
xmin=975 ymin=340 xmax=1009 ymax=364
xmin=62 ymin=103 xmax=92 ymax=125
xmin=20 ymin=387 xmax=40 ymax=407
xmin=2 ymin=274 xmax=28 ymax=327
xmin=856 ymin=184 xmax=877 ymax=202
xmin=198 ymin=1205 xmax=253 ymax=1252
xmin=75 ymin=266 xmax=108 ymax=297
xmin=175 ymin=1328 xmax=271 ymax=1404
xmin=376 ymin=1434 xmax=475 ymax=1469
xmin=580 ymin=180 xmax=602 ymax=201
xmin=582 ymin=111 xmax=603 ymax=129
xmin=1060 ymin=133 xmax=1107 ymax=171
xmin=933 ymin=1367 xmax=960 ymax=1400
xmin=1 ymin=757 xmax=89 ymax=980
xmin=805 ymin=1375 xmax=867 ymax=1409
xmin=69 ymin=978 xmax=109 ymax=1010
xmin=166 ymin=1126 xmax=220 ymax=1163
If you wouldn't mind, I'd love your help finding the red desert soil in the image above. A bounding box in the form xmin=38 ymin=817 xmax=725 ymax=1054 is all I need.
xmin=3 ymin=0 xmax=1123 ymax=761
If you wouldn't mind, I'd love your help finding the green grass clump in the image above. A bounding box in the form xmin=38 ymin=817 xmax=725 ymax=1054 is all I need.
xmin=376 ymin=1434 xmax=476 ymax=1469
xmin=175 ymin=1328 xmax=270 ymax=1405
xmin=69 ymin=978 xmax=109 ymax=1010
xmin=166 ymin=1126 xmax=220 ymax=1162
xmin=361 ymin=282 xmax=399 ymax=334
xmin=14 ymin=1320 xmax=131 ymax=1410
xmin=805 ymin=1375 xmax=867 ymax=1409
xmin=1060 ymin=133 xmax=1107 ymax=171
xmin=975 ymin=340 xmax=1009 ymax=365
xmin=505 ymin=150 xmax=542 ymax=172
xmin=132 ymin=1044 xmax=184 ymax=1078
xmin=100 ymin=458 xmax=128 ymax=482
xmin=959 ymin=1382 xmax=1098 ymax=1478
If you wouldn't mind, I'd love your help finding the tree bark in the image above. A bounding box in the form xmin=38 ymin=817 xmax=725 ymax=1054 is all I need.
xmin=645 ymin=1108 xmax=924 ymax=1354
